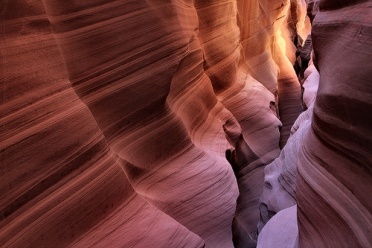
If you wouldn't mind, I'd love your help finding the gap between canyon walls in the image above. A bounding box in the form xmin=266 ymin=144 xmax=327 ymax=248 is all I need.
xmin=194 ymin=0 xmax=311 ymax=246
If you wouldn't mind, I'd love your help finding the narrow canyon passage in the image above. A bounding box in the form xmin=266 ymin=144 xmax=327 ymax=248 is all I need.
xmin=1 ymin=0 xmax=371 ymax=247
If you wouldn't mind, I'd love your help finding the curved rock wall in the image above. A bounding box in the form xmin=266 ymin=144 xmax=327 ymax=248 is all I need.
xmin=2 ymin=0 xmax=371 ymax=247
xmin=0 ymin=2 xmax=204 ymax=247
xmin=41 ymin=1 xmax=241 ymax=247
xmin=257 ymin=1 xmax=372 ymax=247
xmin=258 ymin=59 xmax=318 ymax=232
xmin=296 ymin=1 xmax=372 ymax=247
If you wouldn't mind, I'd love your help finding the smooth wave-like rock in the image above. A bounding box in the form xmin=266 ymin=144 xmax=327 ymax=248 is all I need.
xmin=42 ymin=1 xmax=241 ymax=247
xmin=258 ymin=0 xmax=372 ymax=247
xmin=257 ymin=61 xmax=318 ymax=232
xmin=258 ymin=109 xmax=313 ymax=232
xmin=0 ymin=2 xmax=204 ymax=247
xmin=296 ymin=1 xmax=372 ymax=247
xmin=1 ymin=0 xmax=306 ymax=247
xmin=198 ymin=0 xmax=308 ymax=246
xmin=257 ymin=205 xmax=298 ymax=248
xmin=220 ymin=72 xmax=280 ymax=247
xmin=2 ymin=0 xmax=371 ymax=247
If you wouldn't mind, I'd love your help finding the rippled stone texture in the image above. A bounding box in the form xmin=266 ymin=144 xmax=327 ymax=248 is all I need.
xmin=258 ymin=0 xmax=372 ymax=247
xmin=2 ymin=0 xmax=371 ymax=247
xmin=42 ymin=1 xmax=241 ymax=247
xmin=0 ymin=2 xmax=204 ymax=247
xmin=258 ymin=60 xmax=319 ymax=232
xmin=297 ymin=1 xmax=372 ymax=247
xmin=0 ymin=0 xmax=304 ymax=247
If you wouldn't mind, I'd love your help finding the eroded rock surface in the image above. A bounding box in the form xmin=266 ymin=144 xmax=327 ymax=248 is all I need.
xmin=0 ymin=2 xmax=204 ymax=247
xmin=296 ymin=1 xmax=372 ymax=247
xmin=1 ymin=0 xmax=371 ymax=247
xmin=258 ymin=1 xmax=372 ymax=247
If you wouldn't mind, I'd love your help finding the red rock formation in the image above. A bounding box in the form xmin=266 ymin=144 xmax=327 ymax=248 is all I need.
xmin=296 ymin=1 xmax=372 ymax=247
xmin=258 ymin=1 xmax=372 ymax=247
xmin=0 ymin=2 xmax=204 ymax=247
xmin=2 ymin=0 xmax=371 ymax=247
xmin=41 ymin=1 xmax=241 ymax=247
xmin=258 ymin=60 xmax=319 ymax=232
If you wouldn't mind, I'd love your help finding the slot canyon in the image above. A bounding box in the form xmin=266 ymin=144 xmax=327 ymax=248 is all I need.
xmin=1 ymin=0 xmax=371 ymax=247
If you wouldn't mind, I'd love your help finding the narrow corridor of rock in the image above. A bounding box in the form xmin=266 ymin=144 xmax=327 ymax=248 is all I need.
xmin=1 ymin=0 xmax=371 ymax=247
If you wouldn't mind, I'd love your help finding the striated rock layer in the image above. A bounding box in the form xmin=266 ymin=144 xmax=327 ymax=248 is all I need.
xmin=258 ymin=1 xmax=372 ymax=247
xmin=258 ymin=59 xmax=319 ymax=232
xmin=0 ymin=2 xmax=204 ymax=247
xmin=2 ymin=0 xmax=371 ymax=247
xmin=296 ymin=1 xmax=372 ymax=247
xmin=42 ymin=1 xmax=243 ymax=246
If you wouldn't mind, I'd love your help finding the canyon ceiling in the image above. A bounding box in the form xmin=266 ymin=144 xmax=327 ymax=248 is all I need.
xmin=1 ymin=0 xmax=371 ymax=247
